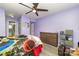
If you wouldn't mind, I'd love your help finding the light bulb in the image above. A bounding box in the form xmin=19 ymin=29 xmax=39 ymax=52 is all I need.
xmin=32 ymin=10 xmax=36 ymax=13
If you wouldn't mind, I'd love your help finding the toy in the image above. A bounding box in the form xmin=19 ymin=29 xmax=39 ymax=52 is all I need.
xmin=22 ymin=39 xmax=35 ymax=52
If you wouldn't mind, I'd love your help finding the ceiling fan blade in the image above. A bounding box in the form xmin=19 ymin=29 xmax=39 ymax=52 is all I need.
xmin=37 ymin=9 xmax=48 ymax=11
xmin=19 ymin=3 xmax=32 ymax=9
xmin=33 ymin=3 xmax=39 ymax=8
xmin=35 ymin=12 xmax=38 ymax=16
xmin=25 ymin=10 xmax=32 ymax=14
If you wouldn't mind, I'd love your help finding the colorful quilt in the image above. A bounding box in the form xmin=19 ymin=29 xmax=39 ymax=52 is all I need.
xmin=0 ymin=38 xmax=17 ymax=54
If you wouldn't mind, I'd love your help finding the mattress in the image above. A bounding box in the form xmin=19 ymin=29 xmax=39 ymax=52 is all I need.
xmin=0 ymin=39 xmax=17 ymax=54
xmin=0 ymin=40 xmax=14 ymax=51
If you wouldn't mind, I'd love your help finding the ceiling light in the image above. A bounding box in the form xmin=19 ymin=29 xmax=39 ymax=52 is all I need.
xmin=8 ymin=14 xmax=14 ymax=18
xmin=32 ymin=10 xmax=36 ymax=13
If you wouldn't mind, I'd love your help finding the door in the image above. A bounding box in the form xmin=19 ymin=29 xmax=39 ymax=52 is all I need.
xmin=30 ymin=22 xmax=35 ymax=35
xmin=8 ymin=21 xmax=16 ymax=36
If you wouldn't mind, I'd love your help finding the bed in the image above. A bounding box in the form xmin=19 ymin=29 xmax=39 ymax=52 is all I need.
xmin=0 ymin=39 xmax=18 ymax=55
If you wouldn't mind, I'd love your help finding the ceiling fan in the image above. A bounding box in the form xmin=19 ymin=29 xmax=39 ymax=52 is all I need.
xmin=19 ymin=3 xmax=48 ymax=16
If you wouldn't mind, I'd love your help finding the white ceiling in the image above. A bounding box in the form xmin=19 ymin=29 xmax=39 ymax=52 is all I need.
xmin=0 ymin=3 xmax=78 ymax=20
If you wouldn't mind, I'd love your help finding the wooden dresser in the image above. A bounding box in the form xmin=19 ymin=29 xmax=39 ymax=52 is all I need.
xmin=40 ymin=32 xmax=58 ymax=47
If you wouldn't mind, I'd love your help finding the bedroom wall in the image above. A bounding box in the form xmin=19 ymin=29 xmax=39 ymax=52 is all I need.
xmin=20 ymin=15 xmax=30 ymax=35
xmin=6 ymin=15 xmax=31 ymax=36
xmin=0 ymin=8 xmax=6 ymax=36
xmin=0 ymin=8 xmax=31 ymax=36
xmin=35 ymin=6 xmax=79 ymax=48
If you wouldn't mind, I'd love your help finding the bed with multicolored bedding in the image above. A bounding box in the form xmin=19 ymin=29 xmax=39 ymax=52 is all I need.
xmin=0 ymin=38 xmax=18 ymax=55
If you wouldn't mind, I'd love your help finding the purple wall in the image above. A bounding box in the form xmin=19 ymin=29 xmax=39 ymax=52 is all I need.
xmin=0 ymin=8 xmax=6 ymax=36
xmin=35 ymin=6 xmax=79 ymax=48
xmin=20 ymin=15 xmax=30 ymax=35
xmin=0 ymin=8 xmax=30 ymax=36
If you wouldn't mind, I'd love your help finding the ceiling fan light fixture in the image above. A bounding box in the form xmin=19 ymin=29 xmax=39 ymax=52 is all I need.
xmin=32 ymin=9 xmax=36 ymax=13
xmin=19 ymin=3 xmax=48 ymax=16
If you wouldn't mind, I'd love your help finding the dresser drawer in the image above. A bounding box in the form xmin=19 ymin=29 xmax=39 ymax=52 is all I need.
xmin=40 ymin=32 xmax=58 ymax=47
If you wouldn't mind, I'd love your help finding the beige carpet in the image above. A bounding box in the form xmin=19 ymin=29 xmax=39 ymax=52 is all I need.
xmin=40 ymin=43 xmax=58 ymax=56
